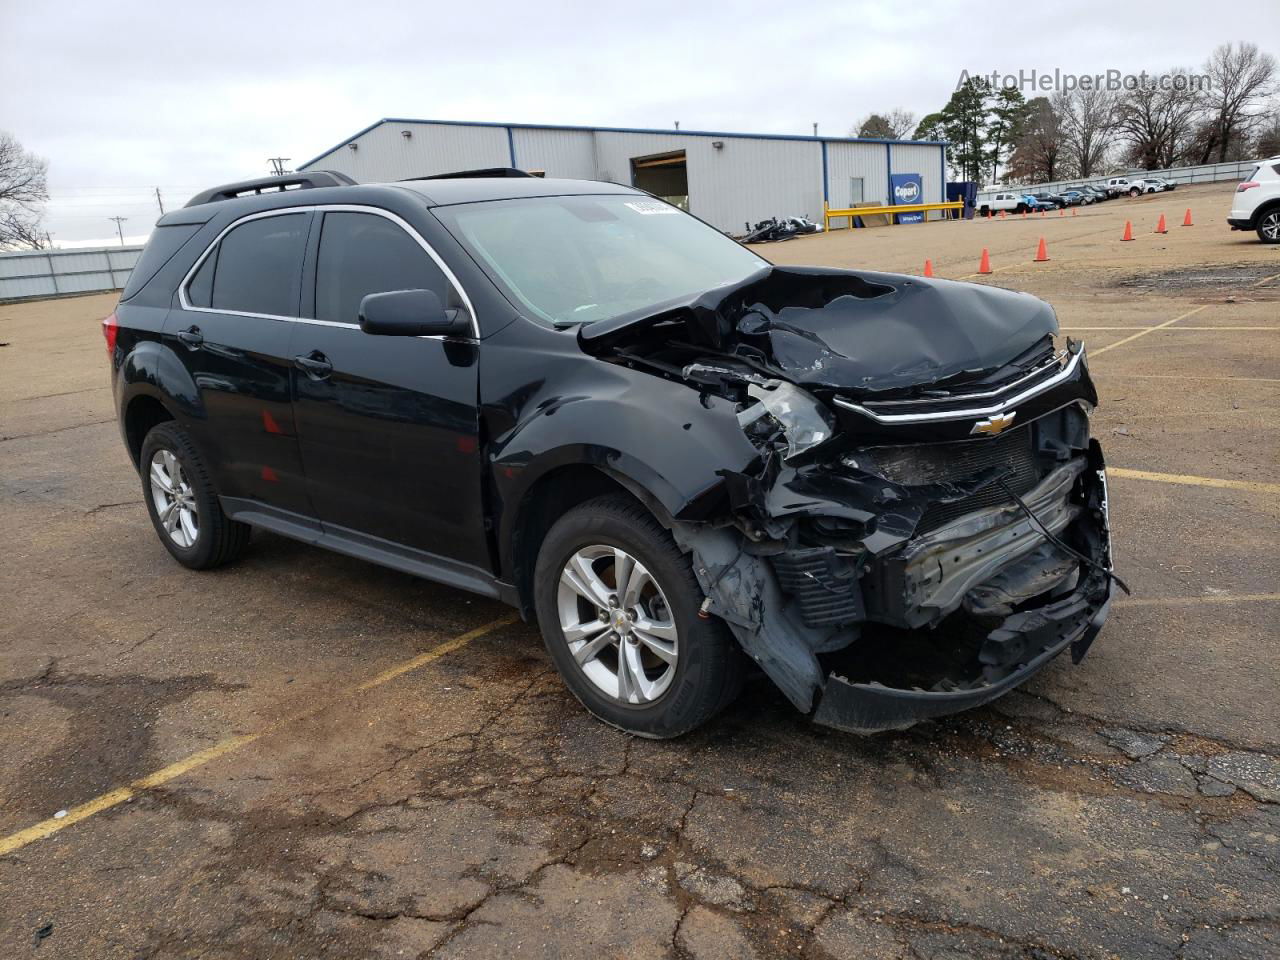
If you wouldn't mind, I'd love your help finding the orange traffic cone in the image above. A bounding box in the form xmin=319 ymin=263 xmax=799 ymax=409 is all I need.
xmin=1021 ymin=210 xmax=1027 ymax=219
xmin=1182 ymin=208 xmax=1193 ymax=227
xmin=1155 ymin=214 xmax=1168 ymax=234
xmin=1071 ymin=208 xmax=1077 ymax=217
xmin=1034 ymin=237 xmax=1050 ymax=262
xmin=1121 ymin=220 xmax=1134 ymax=241
xmin=1059 ymin=207 xmax=1065 ymax=217
xmin=978 ymin=248 xmax=992 ymax=274
xmin=1040 ymin=209 xmax=1046 ymax=218
xmin=923 ymin=259 xmax=934 ymax=278
xmin=1000 ymin=210 xmax=1006 ymax=219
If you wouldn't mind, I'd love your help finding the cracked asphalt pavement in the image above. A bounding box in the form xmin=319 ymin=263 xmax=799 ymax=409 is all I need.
xmin=1 ymin=182 xmax=1277 ymax=958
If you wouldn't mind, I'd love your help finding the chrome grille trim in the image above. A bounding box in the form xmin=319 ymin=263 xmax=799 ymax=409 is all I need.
xmin=856 ymin=350 xmax=1068 ymax=408
xmin=834 ymin=348 xmax=1084 ymax=425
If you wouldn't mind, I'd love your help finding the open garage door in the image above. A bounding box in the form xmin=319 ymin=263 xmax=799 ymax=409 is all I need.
xmin=631 ymin=151 xmax=688 ymax=210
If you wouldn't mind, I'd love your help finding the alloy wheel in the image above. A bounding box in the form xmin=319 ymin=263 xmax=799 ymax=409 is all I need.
xmin=149 ymin=449 xmax=199 ymax=548
xmin=557 ymin=544 xmax=678 ymax=704
xmin=1261 ymin=212 xmax=1280 ymax=242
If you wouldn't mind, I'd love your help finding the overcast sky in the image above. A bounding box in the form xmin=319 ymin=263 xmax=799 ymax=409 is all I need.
xmin=3 ymin=0 xmax=1276 ymax=245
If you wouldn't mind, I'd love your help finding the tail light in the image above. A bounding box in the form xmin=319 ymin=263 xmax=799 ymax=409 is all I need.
xmin=102 ymin=312 xmax=118 ymax=354
xmin=1237 ymin=181 xmax=1259 ymax=192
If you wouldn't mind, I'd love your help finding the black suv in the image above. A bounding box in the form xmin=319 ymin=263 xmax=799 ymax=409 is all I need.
xmin=107 ymin=170 xmax=1117 ymax=738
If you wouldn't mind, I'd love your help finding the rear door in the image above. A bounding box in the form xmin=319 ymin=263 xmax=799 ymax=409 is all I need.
xmin=168 ymin=209 xmax=315 ymax=518
xmin=289 ymin=207 xmax=490 ymax=573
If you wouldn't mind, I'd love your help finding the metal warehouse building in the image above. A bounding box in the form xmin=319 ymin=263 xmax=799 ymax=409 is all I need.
xmin=298 ymin=119 xmax=948 ymax=234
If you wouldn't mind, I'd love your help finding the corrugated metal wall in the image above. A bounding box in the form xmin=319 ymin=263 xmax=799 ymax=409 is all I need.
xmin=305 ymin=122 xmax=511 ymax=182
xmin=826 ymin=141 xmax=891 ymax=208
xmin=0 ymin=246 xmax=141 ymax=302
xmin=301 ymin=121 xmax=945 ymax=234
xmin=890 ymin=143 xmax=946 ymax=205
xmin=593 ymin=132 xmax=826 ymax=233
xmin=511 ymin=128 xmax=596 ymax=178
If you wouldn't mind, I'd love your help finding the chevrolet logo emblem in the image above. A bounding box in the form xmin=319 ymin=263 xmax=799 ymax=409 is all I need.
xmin=971 ymin=412 xmax=1016 ymax=436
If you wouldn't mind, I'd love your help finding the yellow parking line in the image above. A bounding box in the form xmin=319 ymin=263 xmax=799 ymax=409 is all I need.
xmin=1116 ymin=593 xmax=1280 ymax=608
xmin=1093 ymin=374 xmax=1280 ymax=383
xmin=0 ymin=613 xmax=519 ymax=858
xmin=1064 ymin=326 xmax=1276 ymax=331
xmin=1090 ymin=305 xmax=1209 ymax=357
xmin=1108 ymin=467 xmax=1280 ymax=495
xmin=1252 ymin=272 xmax=1280 ymax=287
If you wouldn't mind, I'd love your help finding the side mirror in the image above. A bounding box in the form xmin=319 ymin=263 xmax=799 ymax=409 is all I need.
xmin=358 ymin=289 xmax=468 ymax=337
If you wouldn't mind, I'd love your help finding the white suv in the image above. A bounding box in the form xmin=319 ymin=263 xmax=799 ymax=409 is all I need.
xmin=1228 ymin=158 xmax=1280 ymax=244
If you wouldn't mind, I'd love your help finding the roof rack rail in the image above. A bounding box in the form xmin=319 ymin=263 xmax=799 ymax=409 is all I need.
xmin=184 ymin=170 xmax=357 ymax=208
xmin=404 ymin=167 xmax=534 ymax=181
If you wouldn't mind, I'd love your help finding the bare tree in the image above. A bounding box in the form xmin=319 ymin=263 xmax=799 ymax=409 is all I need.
xmin=1196 ymin=43 xmax=1278 ymax=163
xmin=0 ymin=132 xmax=48 ymax=250
xmin=1006 ymin=97 xmax=1066 ymax=183
xmin=1256 ymin=102 xmax=1280 ymax=157
xmin=1113 ymin=69 xmax=1203 ymax=169
xmin=852 ymin=108 xmax=918 ymax=140
xmin=1053 ymin=87 xmax=1117 ymax=178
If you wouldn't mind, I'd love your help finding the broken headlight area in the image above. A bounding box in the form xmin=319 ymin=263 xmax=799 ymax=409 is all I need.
xmin=674 ymin=402 xmax=1114 ymax=735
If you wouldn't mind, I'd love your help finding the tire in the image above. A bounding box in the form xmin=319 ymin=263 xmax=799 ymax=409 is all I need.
xmin=533 ymin=494 xmax=745 ymax=738
xmin=1256 ymin=209 xmax=1280 ymax=244
xmin=140 ymin=421 xmax=250 ymax=570
xmin=1129 ymin=188 xmax=1140 ymax=197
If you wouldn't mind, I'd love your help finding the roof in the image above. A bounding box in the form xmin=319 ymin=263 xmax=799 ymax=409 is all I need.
xmin=159 ymin=177 xmax=643 ymax=225
xmin=299 ymin=117 xmax=948 ymax=170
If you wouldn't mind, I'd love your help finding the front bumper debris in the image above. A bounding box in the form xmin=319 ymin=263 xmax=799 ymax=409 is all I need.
xmin=813 ymin=572 xmax=1111 ymax=735
xmin=812 ymin=440 xmax=1114 ymax=734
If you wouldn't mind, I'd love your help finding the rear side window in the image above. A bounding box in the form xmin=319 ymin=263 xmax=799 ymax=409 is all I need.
xmin=313 ymin=212 xmax=450 ymax=325
xmin=184 ymin=213 xmax=308 ymax=316
xmin=121 ymin=223 xmax=202 ymax=300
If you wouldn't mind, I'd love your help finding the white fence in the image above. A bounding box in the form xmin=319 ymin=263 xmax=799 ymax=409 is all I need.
xmin=984 ymin=158 xmax=1262 ymax=198
xmin=0 ymin=245 xmax=143 ymax=302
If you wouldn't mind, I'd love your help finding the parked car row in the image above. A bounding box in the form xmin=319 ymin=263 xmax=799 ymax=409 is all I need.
xmin=976 ymin=176 xmax=1177 ymax=215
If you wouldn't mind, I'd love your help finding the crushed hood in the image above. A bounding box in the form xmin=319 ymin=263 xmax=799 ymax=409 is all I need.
xmin=578 ymin=265 xmax=1059 ymax=395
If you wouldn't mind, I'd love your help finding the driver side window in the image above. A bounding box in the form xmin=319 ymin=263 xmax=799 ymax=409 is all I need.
xmin=314 ymin=212 xmax=452 ymax=325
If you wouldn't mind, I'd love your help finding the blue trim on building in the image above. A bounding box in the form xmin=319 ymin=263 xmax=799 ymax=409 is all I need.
xmin=298 ymin=116 xmax=950 ymax=170
xmin=820 ymin=141 xmax=829 ymax=205
xmin=506 ymin=126 xmax=516 ymax=167
xmin=884 ymin=143 xmax=893 ymax=204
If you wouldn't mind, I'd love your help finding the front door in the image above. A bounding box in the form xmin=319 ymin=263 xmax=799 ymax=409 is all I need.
xmin=289 ymin=209 xmax=489 ymax=572
xmin=167 ymin=210 xmax=314 ymax=517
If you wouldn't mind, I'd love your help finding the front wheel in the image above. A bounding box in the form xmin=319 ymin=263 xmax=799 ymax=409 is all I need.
xmin=1257 ymin=210 xmax=1280 ymax=244
xmin=1129 ymin=188 xmax=1141 ymax=197
xmin=140 ymin=422 xmax=250 ymax=570
xmin=533 ymin=494 xmax=744 ymax=738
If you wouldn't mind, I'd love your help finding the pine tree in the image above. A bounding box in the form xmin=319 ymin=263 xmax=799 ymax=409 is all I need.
xmin=986 ymin=87 xmax=1030 ymax=184
xmin=939 ymin=78 xmax=992 ymax=182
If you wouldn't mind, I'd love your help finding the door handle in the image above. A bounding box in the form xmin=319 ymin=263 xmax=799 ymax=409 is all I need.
xmin=293 ymin=351 xmax=333 ymax=379
xmin=177 ymin=325 xmax=203 ymax=348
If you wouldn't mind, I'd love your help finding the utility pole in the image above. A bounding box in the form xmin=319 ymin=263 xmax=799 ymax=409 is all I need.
xmin=673 ymin=121 xmax=679 ymax=131
xmin=108 ymin=216 xmax=128 ymax=246
xmin=813 ymin=122 xmax=819 ymax=136
xmin=267 ymin=157 xmax=291 ymax=176
xmin=154 ymin=187 xmax=165 ymax=216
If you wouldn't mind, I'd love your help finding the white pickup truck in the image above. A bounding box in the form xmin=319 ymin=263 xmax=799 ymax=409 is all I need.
xmin=975 ymin=191 xmax=1030 ymax=216
xmin=1104 ymin=176 xmax=1145 ymax=197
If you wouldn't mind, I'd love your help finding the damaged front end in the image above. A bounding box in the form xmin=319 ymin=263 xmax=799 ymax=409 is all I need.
xmin=582 ymin=266 xmax=1117 ymax=734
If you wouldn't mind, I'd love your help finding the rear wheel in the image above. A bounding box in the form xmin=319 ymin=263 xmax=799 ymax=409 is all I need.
xmin=140 ymin=422 xmax=250 ymax=570
xmin=1129 ymin=187 xmax=1141 ymax=197
xmin=1257 ymin=209 xmax=1280 ymax=244
xmin=533 ymin=494 xmax=744 ymax=738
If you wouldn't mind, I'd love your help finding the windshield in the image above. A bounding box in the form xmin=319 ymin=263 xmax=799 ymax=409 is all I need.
xmin=434 ymin=194 xmax=766 ymax=325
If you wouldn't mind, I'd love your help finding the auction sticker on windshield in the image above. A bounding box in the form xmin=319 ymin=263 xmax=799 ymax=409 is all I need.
xmin=625 ymin=200 xmax=680 ymax=215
